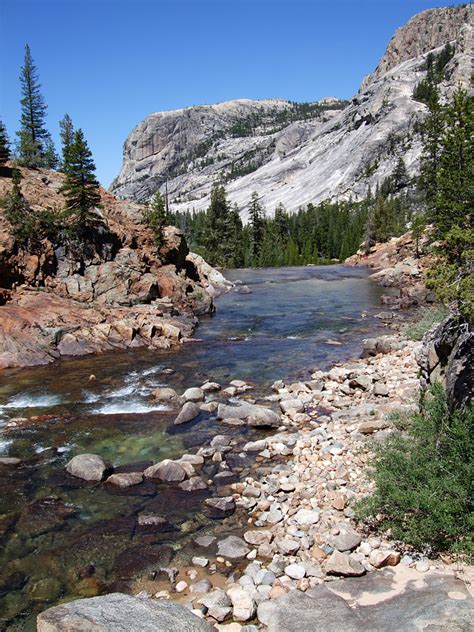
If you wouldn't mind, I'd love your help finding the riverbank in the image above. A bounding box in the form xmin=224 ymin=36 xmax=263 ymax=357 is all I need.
xmin=36 ymin=323 xmax=473 ymax=630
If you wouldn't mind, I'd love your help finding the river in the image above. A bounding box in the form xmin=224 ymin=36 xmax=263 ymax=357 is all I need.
xmin=0 ymin=265 xmax=387 ymax=629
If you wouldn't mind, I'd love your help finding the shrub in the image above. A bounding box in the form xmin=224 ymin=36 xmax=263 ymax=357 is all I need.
xmin=356 ymin=384 xmax=473 ymax=554
xmin=404 ymin=305 xmax=450 ymax=341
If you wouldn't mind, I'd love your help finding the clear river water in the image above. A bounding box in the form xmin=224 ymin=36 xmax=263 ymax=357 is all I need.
xmin=0 ymin=265 xmax=387 ymax=629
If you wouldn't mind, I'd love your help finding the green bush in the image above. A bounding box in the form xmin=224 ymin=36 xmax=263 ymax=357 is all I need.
xmin=356 ymin=384 xmax=473 ymax=554
xmin=404 ymin=305 xmax=449 ymax=341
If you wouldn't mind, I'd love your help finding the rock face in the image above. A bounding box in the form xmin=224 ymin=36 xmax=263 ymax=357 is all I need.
xmin=0 ymin=165 xmax=228 ymax=369
xmin=36 ymin=592 xmax=215 ymax=631
xmin=110 ymin=6 xmax=471 ymax=217
xmin=418 ymin=315 xmax=473 ymax=409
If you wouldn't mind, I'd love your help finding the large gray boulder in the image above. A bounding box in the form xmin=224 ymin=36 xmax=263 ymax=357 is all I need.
xmin=65 ymin=454 xmax=109 ymax=482
xmin=217 ymin=402 xmax=280 ymax=427
xmin=256 ymin=569 xmax=473 ymax=632
xmin=37 ymin=592 xmax=215 ymax=631
xmin=144 ymin=459 xmax=187 ymax=482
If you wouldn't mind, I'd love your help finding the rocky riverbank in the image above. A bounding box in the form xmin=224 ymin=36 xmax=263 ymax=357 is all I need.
xmin=37 ymin=325 xmax=473 ymax=630
xmin=0 ymin=165 xmax=233 ymax=369
xmin=346 ymin=231 xmax=436 ymax=310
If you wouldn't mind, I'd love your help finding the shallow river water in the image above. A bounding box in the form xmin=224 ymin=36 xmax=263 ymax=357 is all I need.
xmin=0 ymin=265 xmax=387 ymax=629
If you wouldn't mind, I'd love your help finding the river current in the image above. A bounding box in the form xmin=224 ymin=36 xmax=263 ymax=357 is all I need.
xmin=0 ymin=265 xmax=387 ymax=629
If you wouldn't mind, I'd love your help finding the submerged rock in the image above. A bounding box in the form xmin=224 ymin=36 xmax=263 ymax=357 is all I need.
xmin=144 ymin=459 xmax=187 ymax=482
xmin=204 ymin=496 xmax=236 ymax=515
xmin=216 ymin=535 xmax=250 ymax=559
xmin=106 ymin=472 xmax=143 ymax=488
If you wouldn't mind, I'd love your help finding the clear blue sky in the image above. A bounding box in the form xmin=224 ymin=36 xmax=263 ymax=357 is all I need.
xmin=0 ymin=0 xmax=462 ymax=187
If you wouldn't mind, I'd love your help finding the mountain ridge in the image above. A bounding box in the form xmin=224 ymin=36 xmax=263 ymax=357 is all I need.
xmin=110 ymin=4 xmax=472 ymax=219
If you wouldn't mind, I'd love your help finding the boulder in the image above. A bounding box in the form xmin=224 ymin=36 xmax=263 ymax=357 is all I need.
xmin=201 ymin=381 xmax=221 ymax=392
xmin=227 ymin=584 xmax=256 ymax=622
xmin=217 ymin=402 xmax=280 ymax=427
xmin=0 ymin=457 xmax=21 ymax=466
xmin=204 ymin=496 xmax=235 ymax=515
xmin=190 ymin=579 xmax=213 ymax=593
xmin=243 ymin=439 xmax=267 ymax=452
xmin=106 ymin=472 xmax=143 ymax=488
xmin=182 ymin=387 xmax=205 ymax=402
xmin=257 ymin=585 xmax=363 ymax=631
xmin=179 ymin=476 xmax=208 ymax=491
xmin=368 ymin=550 xmax=401 ymax=568
xmin=151 ymin=387 xmax=180 ymax=403
xmin=293 ymin=508 xmax=320 ymax=526
xmin=174 ymin=402 xmax=200 ymax=425
xmin=37 ymin=592 xmax=215 ymax=631
xmin=199 ymin=588 xmax=232 ymax=622
xmin=217 ymin=535 xmax=250 ymax=559
xmin=329 ymin=524 xmax=362 ymax=552
xmin=243 ymin=530 xmax=273 ymax=545
xmin=144 ymin=459 xmax=187 ymax=482
xmin=280 ymin=399 xmax=304 ymax=414
xmin=325 ymin=551 xmax=365 ymax=577
xmin=65 ymin=454 xmax=109 ymax=482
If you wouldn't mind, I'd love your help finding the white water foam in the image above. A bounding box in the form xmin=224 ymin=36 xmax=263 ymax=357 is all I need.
xmin=0 ymin=437 xmax=12 ymax=453
xmin=0 ymin=393 xmax=63 ymax=410
xmin=90 ymin=401 xmax=171 ymax=416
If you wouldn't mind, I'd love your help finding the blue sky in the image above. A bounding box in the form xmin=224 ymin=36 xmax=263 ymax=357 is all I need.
xmin=0 ymin=0 xmax=462 ymax=187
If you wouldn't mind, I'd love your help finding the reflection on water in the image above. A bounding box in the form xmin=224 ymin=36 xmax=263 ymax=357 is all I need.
xmin=0 ymin=265 xmax=386 ymax=629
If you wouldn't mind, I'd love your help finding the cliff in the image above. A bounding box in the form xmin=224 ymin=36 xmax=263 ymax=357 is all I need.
xmin=110 ymin=5 xmax=472 ymax=219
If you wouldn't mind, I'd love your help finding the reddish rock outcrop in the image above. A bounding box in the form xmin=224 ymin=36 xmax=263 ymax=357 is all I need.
xmin=345 ymin=231 xmax=436 ymax=309
xmin=0 ymin=164 xmax=219 ymax=369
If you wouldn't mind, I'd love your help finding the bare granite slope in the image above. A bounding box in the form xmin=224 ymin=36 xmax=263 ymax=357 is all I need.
xmin=110 ymin=5 xmax=472 ymax=219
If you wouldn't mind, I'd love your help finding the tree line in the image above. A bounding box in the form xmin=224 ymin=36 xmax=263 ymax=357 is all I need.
xmin=0 ymin=45 xmax=101 ymax=244
xmin=169 ymin=156 xmax=414 ymax=269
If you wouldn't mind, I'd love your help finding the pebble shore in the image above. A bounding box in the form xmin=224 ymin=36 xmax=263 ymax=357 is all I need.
xmin=130 ymin=330 xmax=469 ymax=629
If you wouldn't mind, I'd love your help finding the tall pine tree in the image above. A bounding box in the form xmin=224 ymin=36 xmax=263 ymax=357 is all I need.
xmin=59 ymin=113 xmax=74 ymax=171
xmin=60 ymin=129 xmax=101 ymax=239
xmin=248 ymin=191 xmax=265 ymax=264
xmin=17 ymin=45 xmax=51 ymax=167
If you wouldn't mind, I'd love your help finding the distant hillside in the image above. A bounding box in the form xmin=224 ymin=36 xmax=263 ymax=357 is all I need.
xmin=110 ymin=4 xmax=472 ymax=219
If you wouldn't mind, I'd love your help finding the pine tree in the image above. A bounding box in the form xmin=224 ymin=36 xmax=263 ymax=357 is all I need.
xmin=433 ymin=88 xmax=473 ymax=236
xmin=60 ymin=129 xmax=101 ymax=239
xmin=203 ymin=183 xmax=234 ymax=266
xmin=44 ymin=134 xmax=59 ymax=169
xmin=228 ymin=203 xmax=244 ymax=267
xmin=420 ymin=89 xmax=474 ymax=322
xmin=393 ymin=157 xmax=409 ymax=191
xmin=2 ymin=168 xmax=34 ymax=243
xmin=59 ymin=113 xmax=74 ymax=171
xmin=248 ymin=191 xmax=265 ymax=264
xmin=419 ymin=89 xmax=444 ymax=210
xmin=17 ymin=45 xmax=50 ymax=167
xmin=0 ymin=120 xmax=10 ymax=166
xmin=143 ymin=190 xmax=168 ymax=248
